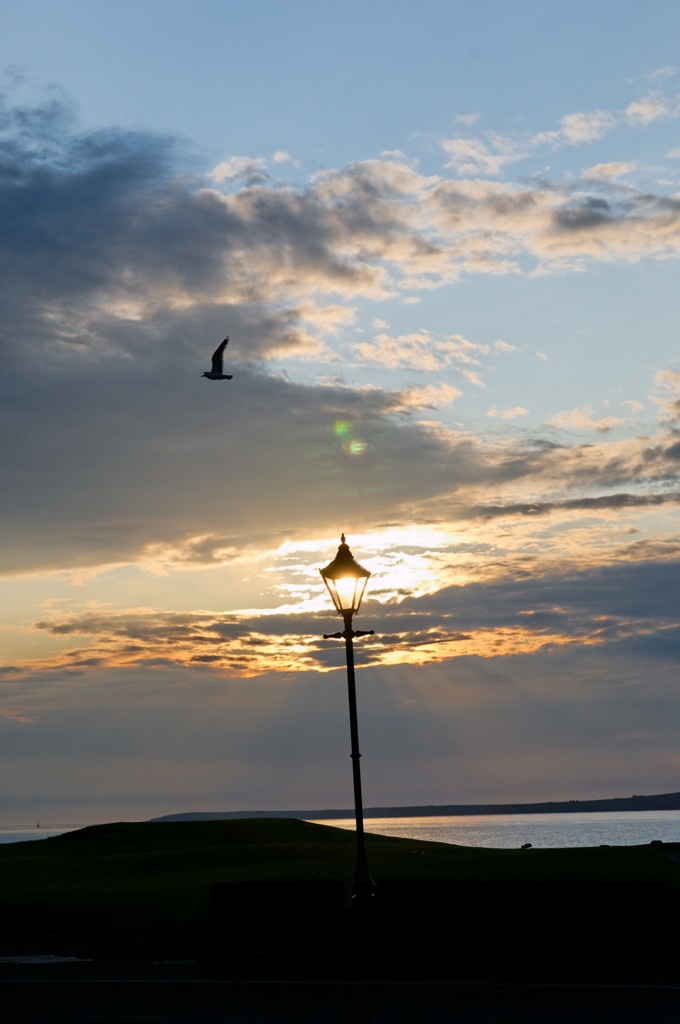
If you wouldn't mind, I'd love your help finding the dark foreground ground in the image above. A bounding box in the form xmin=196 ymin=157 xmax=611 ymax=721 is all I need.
xmin=2 ymin=819 xmax=680 ymax=1021
xmin=3 ymin=962 xmax=680 ymax=1024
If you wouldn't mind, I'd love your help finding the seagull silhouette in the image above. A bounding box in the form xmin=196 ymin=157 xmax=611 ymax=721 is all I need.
xmin=202 ymin=337 xmax=233 ymax=380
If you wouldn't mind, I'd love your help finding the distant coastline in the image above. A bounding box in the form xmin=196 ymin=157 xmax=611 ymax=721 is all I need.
xmin=151 ymin=789 xmax=680 ymax=823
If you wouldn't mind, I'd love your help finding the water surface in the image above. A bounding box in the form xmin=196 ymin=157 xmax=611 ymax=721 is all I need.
xmin=0 ymin=826 xmax=86 ymax=845
xmin=3 ymin=810 xmax=679 ymax=848
xmin=312 ymin=810 xmax=680 ymax=849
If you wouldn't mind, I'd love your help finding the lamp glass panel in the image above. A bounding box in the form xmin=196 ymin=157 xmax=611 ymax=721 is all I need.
xmin=335 ymin=576 xmax=358 ymax=612
xmin=322 ymin=577 xmax=342 ymax=614
xmin=353 ymin=575 xmax=368 ymax=613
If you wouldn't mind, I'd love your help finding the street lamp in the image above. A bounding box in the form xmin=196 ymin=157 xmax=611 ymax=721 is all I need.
xmin=320 ymin=534 xmax=375 ymax=899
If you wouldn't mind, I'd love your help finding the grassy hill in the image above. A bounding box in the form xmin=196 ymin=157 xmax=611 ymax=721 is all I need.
xmin=2 ymin=819 xmax=679 ymax=967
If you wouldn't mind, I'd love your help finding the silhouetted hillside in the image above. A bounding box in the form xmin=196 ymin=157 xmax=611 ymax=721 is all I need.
xmin=152 ymin=790 xmax=680 ymax=822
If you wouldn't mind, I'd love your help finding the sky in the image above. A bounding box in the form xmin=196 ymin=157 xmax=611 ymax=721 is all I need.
xmin=3 ymin=0 xmax=680 ymax=822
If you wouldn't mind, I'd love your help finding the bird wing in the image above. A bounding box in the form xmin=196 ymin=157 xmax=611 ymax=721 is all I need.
xmin=211 ymin=337 xmax=229 ymax=373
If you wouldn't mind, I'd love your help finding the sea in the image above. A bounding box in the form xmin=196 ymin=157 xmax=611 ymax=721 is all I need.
xmin=0 ymin=826 xmax=85 ymax=845
xmin=311 ymin=810 xmax=680 ymax=849
xmin=2 ymin=810 xmax=680 ymax=849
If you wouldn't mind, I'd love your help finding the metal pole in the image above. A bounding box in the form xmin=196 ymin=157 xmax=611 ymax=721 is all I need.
xmin=342 ymin=612 xmax=375 ymax=898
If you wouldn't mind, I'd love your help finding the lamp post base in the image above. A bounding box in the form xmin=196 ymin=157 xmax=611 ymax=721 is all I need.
xmin=353 ymin=854 xmax=376 ymax=900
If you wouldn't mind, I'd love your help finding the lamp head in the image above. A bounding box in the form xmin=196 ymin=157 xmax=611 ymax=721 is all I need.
xmin=319 ymin=534 xmax=371 ymax=618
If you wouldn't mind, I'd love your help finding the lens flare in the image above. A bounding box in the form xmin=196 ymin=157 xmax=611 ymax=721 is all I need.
xmin=333 ymin=420 xmax=367 ymax=454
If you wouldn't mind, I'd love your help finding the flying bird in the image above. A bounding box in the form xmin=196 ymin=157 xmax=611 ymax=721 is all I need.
xmin=202 ymin=337 xmax=233 ymax=380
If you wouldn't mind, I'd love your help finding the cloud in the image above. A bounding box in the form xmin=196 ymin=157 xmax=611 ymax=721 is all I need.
xmin=393 ymin=383 xmax=462 ymax=410
xmin=625 ymin=94 xmax=674 ymax=126
xmin=652 ymin=369 xmax=680 ymax=421
xmin=427 ymin=176 xmax=680 ymax=275
xmin=441 ymin=107 xmax=618 ymax=181
xmin=549 ymin=406 xmax=627 ymax=433
xmin=583 ymin=161 xmax=636 ymax=180
xmin=2 ymin=94 xmax=680 ymax=640
xmin=0 ymin=662 xmax=378 ymax=815
xmin=3 ymin=352 xmax=499 ymax=575
xmin=468 ymin=491 xmax=680 ymax=522
xmin=556 ymin=110 xmax=618 ymax=144
xmin=441 ymin=134 xmax=526 ymax=176
xmin=441 ymin=87 xmax=680 ymax=184
xmin=297 ymin=303 xmax=356 ymax=334
xmin=352 ymin=331 xmax=489 ymax=373
xmin=28 ymin=606 xmax=330 ymax=679
xmin=486 ymin=406 xmax=529 ymax=420
xmin=4 ymin=638 xmax=679 ymax=818
xmin=14 ymin=551 xmax=680 ymax=695
xmin=209 ymin=155 xmax=268 ymax=183
xmin=6 ymin=90 xmax=680 ymax=353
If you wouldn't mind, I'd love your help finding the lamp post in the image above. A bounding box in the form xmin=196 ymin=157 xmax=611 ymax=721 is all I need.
xmin=320 ymin=534 xmax=376 ymax=900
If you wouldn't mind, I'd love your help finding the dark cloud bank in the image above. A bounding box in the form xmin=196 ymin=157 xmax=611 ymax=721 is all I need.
xmin=4 ymin=93 xmax=680 ymax=573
